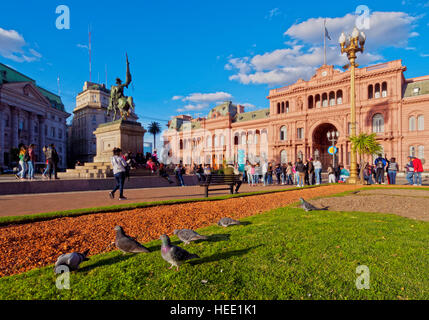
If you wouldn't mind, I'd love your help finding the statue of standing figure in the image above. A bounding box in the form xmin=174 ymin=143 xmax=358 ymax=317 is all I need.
xmin=107 ymin=53 xmax=135 ymax=121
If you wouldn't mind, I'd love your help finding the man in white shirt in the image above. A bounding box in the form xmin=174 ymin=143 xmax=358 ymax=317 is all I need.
xmin=109 ymin=148 xmax=128 ymax=200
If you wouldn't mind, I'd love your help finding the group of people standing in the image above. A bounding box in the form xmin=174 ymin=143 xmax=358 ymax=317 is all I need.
xmin=15 ymin=144 xmax=59 ymax=180
xmin=361 ymin=154 xmax=424 ymax=186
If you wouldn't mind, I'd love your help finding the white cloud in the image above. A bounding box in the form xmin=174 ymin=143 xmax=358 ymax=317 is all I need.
xmin=181 ymin=92 xmax=233 ymax=103
xmin=420 ymin=53 xmax=429 ymax=57
xmin=266 ymin=8 xmax=281 ymax=20
xmin=77 ymin=43 xmax=89 ymax=50
xmin=172 ymin=95 xmax=183 ymax=100
xmin=176 ymin=104 xmax=207 ymax=112
xmin=240 ymin=103 xmax=257 ymax=109
xmin=284 ymin=11 xmax=418 ymax=49
xmin=0 ymin=27 xmax=41 ymax=62
xmin=226 ymin=11 xmax=417 ymax=86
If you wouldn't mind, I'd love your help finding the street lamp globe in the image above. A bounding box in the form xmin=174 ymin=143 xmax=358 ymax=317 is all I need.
xmin=359 ymin=31 xmax=366 ymax=45
xmin=352 ymin=27 xmax=360 ymax=38
xmin=339 ymin=32 xmax=346 ymax=45
xmin=327 ymin=131 xmax=331 ymax=139
xmin=336 ymin=131 xmax=340 ymax=138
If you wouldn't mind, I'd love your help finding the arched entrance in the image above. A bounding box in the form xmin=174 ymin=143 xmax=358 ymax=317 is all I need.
xmin=312 ymin=123 xmax=339 ymax=169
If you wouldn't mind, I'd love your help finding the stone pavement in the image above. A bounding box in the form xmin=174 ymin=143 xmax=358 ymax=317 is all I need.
xmin=0 ymin=183 xmax=300 ymax=217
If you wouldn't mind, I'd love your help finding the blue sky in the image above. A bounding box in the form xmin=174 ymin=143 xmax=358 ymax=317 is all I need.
xmin=1 ymin=0 xmax=429 ymax=137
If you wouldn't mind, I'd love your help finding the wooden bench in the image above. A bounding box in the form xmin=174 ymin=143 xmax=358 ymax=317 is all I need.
xmin=199 ymin=174 xmax=242 ymax=197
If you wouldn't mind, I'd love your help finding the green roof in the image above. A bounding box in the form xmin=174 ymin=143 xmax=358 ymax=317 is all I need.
xmin=403 ymin=80 xmax=429 ymax=98
xmin=233 ymin=108 xmax=270 ymax=123
xmin=207 ymin=101 xmax=237 ymax=119
xmin=0 ymin=62 xmax=65 ymax=112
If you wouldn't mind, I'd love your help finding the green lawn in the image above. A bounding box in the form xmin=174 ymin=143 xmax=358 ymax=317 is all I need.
xmin=1 ymin=205 xmax=428 ymax=300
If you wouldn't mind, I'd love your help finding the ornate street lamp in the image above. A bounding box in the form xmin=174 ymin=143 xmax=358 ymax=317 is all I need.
xmin=339 ymin=27 xmax=366 ymax=184
xmin=327 ymin=131 xmax=340 ymax=168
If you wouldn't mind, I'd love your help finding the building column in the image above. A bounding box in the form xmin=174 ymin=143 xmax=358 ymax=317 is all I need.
xmin=10 ymin=107 xmax=19 ymax=148
xmin=38 ymin=116 xmax=46 ymax=162
xmin=28 ymin=112 xmax=35 ymax=145
xmin=0 ymin=105 xmax=4 ymax=167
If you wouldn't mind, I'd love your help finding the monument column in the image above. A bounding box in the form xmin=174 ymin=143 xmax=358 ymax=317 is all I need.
xmin=28 ymin=112 xmax=34 ymax=145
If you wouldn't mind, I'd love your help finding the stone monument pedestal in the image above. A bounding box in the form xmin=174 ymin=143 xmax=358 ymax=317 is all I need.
xmin=93 ymin=120 xmax=146 ymax=163
xmin=58 ymin=120 xmax=146 ymax=179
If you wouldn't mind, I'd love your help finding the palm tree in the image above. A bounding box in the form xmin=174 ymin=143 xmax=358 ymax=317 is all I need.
xmin=349 ymin=133 xmax=383 ymax=184
xmin=148 ymin=121 xmax=161 ymax=150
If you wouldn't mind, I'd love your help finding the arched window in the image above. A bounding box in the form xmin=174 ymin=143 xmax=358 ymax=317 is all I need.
xmin=241 ymin=133 xmax=247 ymax=145
xmin=329 ymin=91 xmax=336 ymax=106
xmin=418 ymin=115 xmax=424 ymax=131
xmin=373 ymin=113 xmax=384 ymax=133
xmin=280 ymin=126 xmax=287 ymax=141
xmin=382 ymin=82 xmax=387 ymax=97
xmin=322 ymin=93 xmax=328 ymax=107
xmin=213 ymin=135 xmax=218 ymax=147
xmin=410 ymin=146 xmax=416 ymax=157
xmin=315 ymin=94 xmax=321 ymax=108
xmin=280 ymin=150 xmax=288 ymax=164
xmin=308 ymin=96 xmax=314 ymax=109
xmin=206 ymin=136 xmax=211 ymax=148
xmin=281 ymin=102 xmax=285 ymax=113
xmin=375 ymin=83 xmax=381 ymax=98
xmin=418 ymin=145 xmax=425 ymax=160
xmin=234 ymin=135 xmax=239 ymax=145
xmin=286 ymin=101 xmax=289 ymax=113
xmin=277 ymin=103 xmax=281 ymax=114
xmin=336 ymin=90 xmax=343 ymax=104
xmin=179 ymin=139 xmax=183 ymax=150
xmin=368 ymin=85 xmax=374 ymax=99
xmin=409 ymin=116 xmax=416 ymax=131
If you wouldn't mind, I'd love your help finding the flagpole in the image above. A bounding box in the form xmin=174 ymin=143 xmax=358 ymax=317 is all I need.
xmin=324 ymin=19 xmax=326 ymax=65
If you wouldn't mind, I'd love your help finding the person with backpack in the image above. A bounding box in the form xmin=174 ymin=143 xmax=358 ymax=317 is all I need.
xmin=295 ymin=158 xmax=305 ymax=188
xmin=374 ymin=154 xmax=387 ymax=184
xmin=387 ymin=157 xmax=399 ymax=185
xmin=109 ymin=148 xmax=128 ymax=200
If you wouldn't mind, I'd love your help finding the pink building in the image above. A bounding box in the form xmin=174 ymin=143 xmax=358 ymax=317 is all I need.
xmin=163 ymin=60 xmax=429 ymax=171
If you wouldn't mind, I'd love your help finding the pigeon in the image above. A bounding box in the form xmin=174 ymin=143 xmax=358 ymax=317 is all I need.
xmin=160 ymin=234 xmax=199 ymax=271
xmin=217 ymin=217 xmax=241 ymax=227
xmin=299 ymin=197 xmax=328 ymax=212
xmin=54 ymin=249 xmax=90 ymax=273
xmin=114 ymin=226 xmax=150 ymax=254
xmin=174 ymin=229 xmax=208 ymax=245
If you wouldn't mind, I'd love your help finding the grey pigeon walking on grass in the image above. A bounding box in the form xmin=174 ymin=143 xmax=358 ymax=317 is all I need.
xmin=217 ymin=217 xmax=241 ymax=227
xmin=299 ymin=197 xmax=328 ymax=212
xmin=114 ymin=226 xmax=150 ymax=254
xmin=160 ymin=234 xmax=199 ymax=271
xmin=54 ymin=249 xmax=90 ymax=273
xmin=174 ymin=229 xmax=208 ymax=245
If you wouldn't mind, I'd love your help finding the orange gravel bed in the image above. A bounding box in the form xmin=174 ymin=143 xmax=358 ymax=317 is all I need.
xmin=0 ymin=185 xmax=358 ymax=277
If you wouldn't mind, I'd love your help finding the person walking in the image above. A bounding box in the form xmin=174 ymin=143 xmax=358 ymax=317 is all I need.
xmin=175 ymin=163 xmax=185 ymax=186
xmin=374 ymin=154 xmax=387 ymax=184
xmin=253 ymin=163 xmax=260 ymax=185
xmin=267 ymin=162 xmax=273 ymax=185
xmin=405 ymin=156 xmax=415 ymax=185
xmin=412 ymin=156 xmax=423 ymax=186
xmin=109 ymin=148 xmax=128 ymax=200
xmin=48 ymin=144 xmax=60 ymax=180
xmin=204 ymin=164 xmax=212 ymax=181
xmin=224 ymin=161 xmax=242 ymax=194
xmin=27 ymin=144 xmax=36 ymax=180
xmin=286 ymin=162 xmax=294 ymax=185
xmin=313 ymin=158 xmax=322 ymax=185
xmin=295 ymin=158 xmax=305 ymax=188
xmin=16 ymin=145 xmax=28 ymax=180
xmin=387 ymin=158 xmax=399 ymax=185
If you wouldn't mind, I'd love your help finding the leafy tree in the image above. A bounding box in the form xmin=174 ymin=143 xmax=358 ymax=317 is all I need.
xmin=349 ymin=133 xmax=383 ymax=184
xmin=148 ymin=121 xmax=161 ymax=150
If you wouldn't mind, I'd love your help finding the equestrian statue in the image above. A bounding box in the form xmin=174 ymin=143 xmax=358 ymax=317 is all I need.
xmin=107 ymin=53 xmax=135 ymax=121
